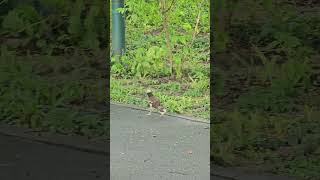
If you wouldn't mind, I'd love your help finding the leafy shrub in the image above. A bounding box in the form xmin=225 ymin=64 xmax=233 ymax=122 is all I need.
xmin=1 ymin=0 xmax=108 ymax=54
xmin=0 ymin=45 xmax=107 ymax=137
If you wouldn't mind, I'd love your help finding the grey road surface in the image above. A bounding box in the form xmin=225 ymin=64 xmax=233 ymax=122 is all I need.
xmin=110 ymin=103 xmax=210 ymax=180
xmin=0 ymin=134 xmax=107 ymax=180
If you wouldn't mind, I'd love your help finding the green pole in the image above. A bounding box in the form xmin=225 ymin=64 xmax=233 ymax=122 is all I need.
xmin=112 ymin=0 xmax=125 ymax=56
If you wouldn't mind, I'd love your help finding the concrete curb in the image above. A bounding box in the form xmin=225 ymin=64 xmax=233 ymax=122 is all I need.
xmin=111 ymin=101 xmax=210 ymax=124
xmin=0 ymin=123 xmax=107 ymax=155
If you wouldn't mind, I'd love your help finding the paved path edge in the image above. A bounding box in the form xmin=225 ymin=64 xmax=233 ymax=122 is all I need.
xmin=0 ymin=123 xmax=107 ymax=155
xmin=111 ymin=101 xmax=210 ymax=124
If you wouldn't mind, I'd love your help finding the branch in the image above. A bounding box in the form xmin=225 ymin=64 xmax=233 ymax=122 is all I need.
xmin=190 ymin=0 xmax=205 ymax=46
xmin=160 ymin=0 xmax=176 ymax=14
xmin=163 ymin=0 xmax=176 ymax=14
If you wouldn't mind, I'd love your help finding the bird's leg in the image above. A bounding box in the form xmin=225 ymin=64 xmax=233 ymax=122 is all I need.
xmin=147 ymin=104 xmax=153 ymax=115
xmin=159 ymin=108 xmax=166 ymax=117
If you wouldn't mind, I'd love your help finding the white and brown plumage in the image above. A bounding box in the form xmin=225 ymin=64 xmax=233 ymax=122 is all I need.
xmin=146 ymin=89 xmax=166 ymax=116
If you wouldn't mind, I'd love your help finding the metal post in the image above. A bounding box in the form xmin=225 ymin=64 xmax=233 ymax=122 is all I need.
xmin=112 ymin=0 xmax=125 ymax=56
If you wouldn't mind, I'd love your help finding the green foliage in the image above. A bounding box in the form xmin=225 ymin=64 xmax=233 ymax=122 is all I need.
xmin=0 ymin=46 xmax=108 ymax=137
xmin=184 ymin=77 xmax=209 ymax=97
xmin=159 ymin=82 xmax=181 ymax=91
xmin=0 ymin=0 xmax=107 ymax=54
xmin=0 ymin=0 xmax=109 ymax=138
xmin=111 ymin=45 xmax=170 ymax=77
xmin=215 ymin=0 xmax=317 ymax=114
xmin=81 ymin=1 xmax=103 ymax=50
xmin=237 ymin=57 xmax=312 ymax=113
xmin=115 ymin=0 xmax=209 ymax=78
xmin=111 ymin=77 xmax=209 ymax=119
xmin=68 ymin=0 xmax=84 ymax=40
xmin=212 ymin=66 xmax=224 ymax=96
xmin=212 ymin=109 xmax=320 ymax=172
xmin=212 ymin=0 xmax=320 ymax=178
xmin=111 ymin=0 xmax=209 ymax=120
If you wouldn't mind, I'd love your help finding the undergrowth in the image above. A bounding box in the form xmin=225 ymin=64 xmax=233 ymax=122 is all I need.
xmin=110 ymin=0 xmax=210 ymax=119
xmin=212 ymin=0 xmax=320 ymax=179
xmin=0 ymin=46 xmax=108 ymax=138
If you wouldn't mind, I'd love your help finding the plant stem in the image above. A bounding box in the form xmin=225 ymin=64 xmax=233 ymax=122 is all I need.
xmin=190 ymin=0 xmax=205 ymax=46
xmin=160 ymin=0 xmax=176 ymax=78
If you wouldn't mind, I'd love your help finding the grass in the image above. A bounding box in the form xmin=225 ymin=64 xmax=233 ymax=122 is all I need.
xmin=211 ymin=55 xmax=320 ymax=179
xmin=0 ymin=48 xmax=108 ymax=138
xmin=111 ymin=76 xmax=210 ymax=120
xmin=211 ymin=106 xmax=320 ymax=179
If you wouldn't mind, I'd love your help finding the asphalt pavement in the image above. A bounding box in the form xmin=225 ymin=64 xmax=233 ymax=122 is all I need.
xmin=110 ymin=103 xmax=211 ymax=180
xmin=0 ymin=103 xmax=297 ymax=180
xmin=0 ymin=134 xmax=107 ymax=180
xmin=110 ymin=103 xmax=297 ymax=180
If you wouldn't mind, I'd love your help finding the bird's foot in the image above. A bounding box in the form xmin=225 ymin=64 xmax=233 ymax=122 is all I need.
xmin=159 ymin=109 xmax=166 ymax=117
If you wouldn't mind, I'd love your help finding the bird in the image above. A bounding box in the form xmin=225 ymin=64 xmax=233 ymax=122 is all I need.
xmin=146 ymin=89 xmax=166 ymax=116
